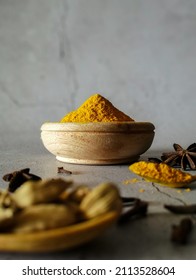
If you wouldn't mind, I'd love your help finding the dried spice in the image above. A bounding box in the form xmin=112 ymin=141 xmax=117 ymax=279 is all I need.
xmin=129 ymin=161 xmax=194 ymax=187
xmin=122 ymin=178 xmax=140 ymax=185
xmin=118 ymin=197 xmax=148 ymax=224
xmin=80 ymin=182 xmax=122 ymax=219
xmin=164 ymin=204 xmax=196 ymax=214
xmin=149 ymin=143 xmax=196 ymax=170
xmin=13 ymin=178 xmax=72 ymax=208
xmin=57 ymin=167 xmax=72 ymax=175
xmin=10 ymin=204 xmax=78 ymax=233
xmin=162 ymin=143 xmax=196 ymax=170
xmin=67 ymin=185 xmax=90 ymax=203
xmin=3 ymin=168 xmax=41 ymax=192
xmin=171 ymin=218 xmax=193 ymax=244
xmin=0 ymin=207 xmax=15 ymax=229
xmin=0 ymin=190 xmax=16 ymax=210
xmin=0 ymin=191 xmax=18 ymax=229
xmin=0 ymin=178 xmax=122 ymax=233
xmin=60 ymin=94 xmax=134 ymax=123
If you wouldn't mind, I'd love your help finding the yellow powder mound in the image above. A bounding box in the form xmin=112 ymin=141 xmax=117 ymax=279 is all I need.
xmin=60 ymin=94 xmax=134 ymax=123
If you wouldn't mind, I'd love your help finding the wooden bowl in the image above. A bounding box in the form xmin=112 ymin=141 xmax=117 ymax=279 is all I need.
xmin=0 ymin=211 xmax=119 ymax=252
xmin=41 ymin=122 xmax=155 ymax=165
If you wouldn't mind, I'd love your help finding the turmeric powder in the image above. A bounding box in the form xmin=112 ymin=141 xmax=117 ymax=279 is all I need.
xmin=129 ymin=161 xmax=194 ymax=187
xmin=60 ymin=94 xmax=134 ymax=123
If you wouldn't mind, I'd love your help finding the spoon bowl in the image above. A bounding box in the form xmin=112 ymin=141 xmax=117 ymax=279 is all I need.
xmin=141 ymin=174 xmax=196 ymax=188
xmin=0 ymin=211 xmax=119 ymax=252
xmin=129 ymin=161 xmax=196 ymax=188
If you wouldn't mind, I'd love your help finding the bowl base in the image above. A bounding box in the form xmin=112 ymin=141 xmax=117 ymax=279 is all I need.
xmin=56 ymin=155 xmax=140 ymax=165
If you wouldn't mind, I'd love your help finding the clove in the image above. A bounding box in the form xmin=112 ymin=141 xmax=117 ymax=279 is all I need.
xmin=118 ymin=197 xmax=148 ymax=224
xmin=57 ymin=167 xmax=72 ymax=175
xmin=3 ymin=168 xmax=41 ymax=192
xmin=171 ymin=218 xmax=193 ymax=244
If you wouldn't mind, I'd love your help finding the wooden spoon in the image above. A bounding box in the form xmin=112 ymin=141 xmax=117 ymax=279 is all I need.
xmin=0 ymin=211 xmax=119 ymax=252
xmin=129 ymin=161 xmax=196 ymax=188
xmin=138 ymin=174 xmax=196 ymax=188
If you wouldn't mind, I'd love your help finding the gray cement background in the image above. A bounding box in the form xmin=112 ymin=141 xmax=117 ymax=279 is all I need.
xmin=1 ymin=0 xmax=196 ymax=151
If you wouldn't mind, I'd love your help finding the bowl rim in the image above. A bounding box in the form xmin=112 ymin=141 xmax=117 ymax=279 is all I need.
xmin=41 ymin=121 xmax=155 ymax=132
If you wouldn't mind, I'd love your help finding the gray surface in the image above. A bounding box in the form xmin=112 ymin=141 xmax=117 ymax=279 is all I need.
xmin=1 ymin=0 xmax=196 ymax=259
xmin=0 ymin=146 xmax=196 ymax=260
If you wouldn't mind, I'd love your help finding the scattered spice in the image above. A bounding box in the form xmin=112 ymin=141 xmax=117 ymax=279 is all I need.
xmin=57 ymin=167 xmax=72 ymax=175
xmin=2 ymin=168 xmax=41 ymax=192
xmin=165 ymin=203 xmax=196 ymax=214
xmin=148 ymin=143 xmax=196 ymax=170
xmin=176 ymin=190 xmax=182 ymax=194
xmin=118 ymin=197 xmax=148 ymax=224
xmin=129 ymin=161 xmax=193 ymax=187
xmin=122 ymin=178 xmax=140 ymax=185
xmin=171 ymin=218 xmax=193 ymax=244
xmin=60 ymin=94 xmax=134 ymax=123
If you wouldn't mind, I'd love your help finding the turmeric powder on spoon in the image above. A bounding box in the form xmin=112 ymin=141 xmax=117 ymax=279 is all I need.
xmin=60 ymin=94 xmax=134 ymax=123
xmin=129 ymin=161 xmax=195 ymax=188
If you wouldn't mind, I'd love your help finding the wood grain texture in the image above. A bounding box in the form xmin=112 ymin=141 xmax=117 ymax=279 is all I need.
xmin=41 ymin=122 xmax=155 ymax=164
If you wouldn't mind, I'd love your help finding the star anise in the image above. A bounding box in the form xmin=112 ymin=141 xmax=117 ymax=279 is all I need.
xmin=161 ymin=143 xmax=196 ymax=170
